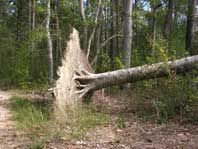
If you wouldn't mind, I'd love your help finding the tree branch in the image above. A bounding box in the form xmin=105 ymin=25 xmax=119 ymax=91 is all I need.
xmin=91 ymin=34 xmax=123 ymax=65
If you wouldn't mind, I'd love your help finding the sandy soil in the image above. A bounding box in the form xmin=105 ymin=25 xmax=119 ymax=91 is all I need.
xmin=0 ymin=90 xmax=29 ymax=149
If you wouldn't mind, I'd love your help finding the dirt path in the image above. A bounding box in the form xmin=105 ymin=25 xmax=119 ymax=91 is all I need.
xmin=0 ymin=90 xmax=29 ymax=149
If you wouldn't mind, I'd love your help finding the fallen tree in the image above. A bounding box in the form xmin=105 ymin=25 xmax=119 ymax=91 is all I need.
xmin=53 ymin=28 xmax=198 ymax=117
xmin=73 ymin=55 xmax=198 ymax=98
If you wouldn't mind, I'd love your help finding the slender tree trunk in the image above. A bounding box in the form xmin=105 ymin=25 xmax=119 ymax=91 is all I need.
xmin=46 ymin=0 xmax=54 ymax=84
xmin=151 ymin=3 xmax=162 ymax=57
xmin=55 ymin=1 xmax=62 ymax=66
xmin=95 ymin=23 xmax=101 ymax=58
xmin=115 ymin=0 xmax=120 ymax=55
xmin=29 ymin=0 xmax=32 ymax=29
xmin=174 ymin=1 xmax=178 ymax=24
xmin=164 ymin=0 xmax=174 ymax=39
xmin=110 ymin=0 xmax=117 ymax=69
xmin=29 ymin=0 xmax=36 ymax=81
xmin=122 ymin=0 xmax=133 ymax=68
xmin=152 ymin=11 xmax=156 ymax=45
xmin=104 ymin=1 xmax=108 ymax=52
xmin=86 ymin=0 xmax=102 ymax=59
xmin=29 ymin=0 xmax=33 ymax=79
xmin=186 ymin=0 xmax=196 ymax=55
xmin=79 ymin=0 xmax=88 ymax=53
xmin=74 ymin=55 xmax=198 ymax=98
xmin=32 ymin=0 xmax=35 ymax=29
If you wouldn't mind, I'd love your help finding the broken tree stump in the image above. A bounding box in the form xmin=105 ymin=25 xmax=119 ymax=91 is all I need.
xmin=53 ymin=28 xmax=93 ymax=118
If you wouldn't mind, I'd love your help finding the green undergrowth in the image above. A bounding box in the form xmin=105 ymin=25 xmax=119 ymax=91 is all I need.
xmin=9 ymin=96 xmax=53 ymax=148
xmin=9 ymin=96 xmax=51 ymax=129
xmin=131 ymin=75 xmax=198 ymax=124
xmin=9 ymin=96 xmax=110 ymax=148
xmin=67 ymin=105 xmax=110 ymax=139
xmin=104 ymin=74 xmax=198 ymax=124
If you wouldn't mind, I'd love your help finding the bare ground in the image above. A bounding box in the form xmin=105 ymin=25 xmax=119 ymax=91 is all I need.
xmin=44 ymin=93 xmax=198 ymax=149
xmin=0 ymin=90 xmax=29 ymax=149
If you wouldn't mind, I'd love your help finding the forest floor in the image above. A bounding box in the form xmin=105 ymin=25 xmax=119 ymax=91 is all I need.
xmin=44 ymin=93 xmax=198 ymax=149
xmin=0 ymin=90 xmax=198 ymax=149
xmin=0 ymin=90 xmax=30 ymax=149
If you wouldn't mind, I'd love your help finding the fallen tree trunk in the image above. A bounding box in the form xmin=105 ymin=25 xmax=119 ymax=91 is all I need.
xmin=74 ymin=55 xmax=198 ymax=98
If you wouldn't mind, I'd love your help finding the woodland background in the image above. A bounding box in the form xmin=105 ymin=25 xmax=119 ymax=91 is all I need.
xmin=0 ymin=0 xmax=198 ymax=123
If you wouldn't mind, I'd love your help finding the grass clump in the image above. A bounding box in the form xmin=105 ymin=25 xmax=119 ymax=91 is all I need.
xmin=66 ymin=105 xmax=110 ymax=139
xmin=9 ymin=96 xmax=52 ymax=148
xmin=9 ymin=96 xmax=50 ymax=129
xmin=9 ymin=96 xmax=110 ymax=147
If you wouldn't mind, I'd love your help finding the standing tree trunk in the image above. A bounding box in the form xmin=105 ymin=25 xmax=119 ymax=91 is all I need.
xmin=151 ymin=2 xmax=162 ymax=56
xmin=46 ymin=0 xmax=54 ymax=84
xmin=164 ymin=0 xmax=174 ymax=39
xmin=110 ymin=0 xmax=117 ymax=69
xmin=186 ymin=0 xmax=196 ymax=55
xmin=32 ymin=0 xmax=35 ymax=30
xmin=55 ymin=0 xmax=62 ymax=68
xmin=29 ymin=0 xmax=32 ymax=79
xmin=29 ymin=0 xmax=36 ymax=81
xmin=28 ymin=0 xmax=32 ymax=29
xmin=79 ymin=0 xmax=88 ymax=53
xmin=86 ymin=0 xmax=102 ymax=59
xmin=122 ymin=0 xmax=133 ymax=68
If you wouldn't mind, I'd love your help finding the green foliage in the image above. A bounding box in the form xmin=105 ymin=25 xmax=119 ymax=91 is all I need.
xmin=152 ymin=99 xmax=168 ymax=123
xmin=9 ymin=96 xmax=110 ymax=144
xmin=29 ymin=141 xmax=45 ymax=149
xmin=9 ymin=96 xmax=54 ymax=148
xmin=134 ymin=72 xmax=198 ymax=124
xmin=114 ymin=57 xmax=124 ymax=70
xmin=96 ymin=52 xmax=111 ymax=72
xmin=117 ymin=114 xmax=126 ymax=128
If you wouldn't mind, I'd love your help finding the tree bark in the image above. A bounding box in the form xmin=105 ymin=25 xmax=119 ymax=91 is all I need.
xmin=151 ymin=2 xmax=162 ymax=56
xmin=164 ymin=0 xmax=174 ymax=39
xmin=29 ymin=0 xmax=32 ymax=29
xmin=79 ymin=0 xmax=88 ymax=53
xmin=55 ymin=1 xmax=62 ymax=67
xmin=86 ymin=0 xmax=102 ymax=59
xmin=74 ymin=55 xmax=198 ymax=98
xmin=122 ymin=0 xmax=133 ymax=68
xmin=110 ymin=0 xmax=117 ymax=68
xmin=29 ymin=0 xmax=36 ymax=81
xmin=186 ymin=0 xmax=196 ymax=55
xmin=32 ymin=0 xmax=35 ymax=30
xmin=46 ymin=0 xmax=54 ymax=84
